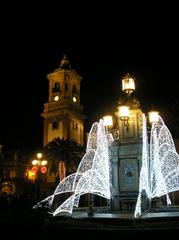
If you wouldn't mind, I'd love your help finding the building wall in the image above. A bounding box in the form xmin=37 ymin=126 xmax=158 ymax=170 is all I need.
xmin=110 ymin=141 xmax=142 ymax=211
xmin=70 ymin=118 xmax=84 ymax=145
xmin=41 ymin=56 xmax=85 ymax=146
xmin=111 ymin=97 xmax=143 ymax=211
xmin=47 ymin=120 xmax=63 ymax=143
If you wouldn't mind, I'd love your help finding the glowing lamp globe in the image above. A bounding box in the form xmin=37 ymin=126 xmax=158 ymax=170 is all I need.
xmin=32 ymin=159 xmax=38 ymax=165
xmin=121 ymin=73 xmax=135 ymax=95
xmin=37 ymin=153 xmax=42 ymax=159
xmin=41 ymin=160 xmax=47 ymax=166
xmin=103 ymin=115 xmax=113 ymax=127
xmin=41 ymin=166 xmax=47 ymax=174
xmin=119 ymin=106 xmax=129 ymax=121
xmin=149 ymin=111 xmax=159 ymax=123
xmin=31 ymin=166 xmax=38 ymax=173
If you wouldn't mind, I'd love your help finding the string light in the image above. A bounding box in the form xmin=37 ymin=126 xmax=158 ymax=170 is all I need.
xmin=33 ymin=119 xmax=113 ymax=215
xmin=34 ymin=113 xmax=179 ymax=218
xmin=135 ymin=114 xmax=179 ymax=217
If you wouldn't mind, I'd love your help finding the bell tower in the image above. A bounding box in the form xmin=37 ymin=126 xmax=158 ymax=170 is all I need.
xmin=41 ymin=55 xmax=85 ymax=146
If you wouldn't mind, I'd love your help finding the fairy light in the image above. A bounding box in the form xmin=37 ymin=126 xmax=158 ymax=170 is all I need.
xmin=135 ymin=114 xmax=179 ymax=217
xmin=134 ymin=114 xmax=150 ymax=217
xmin=33 ymin=119 xmax=113 ymax=215
xmin=34 ymin=113 xmax=179 ymax=218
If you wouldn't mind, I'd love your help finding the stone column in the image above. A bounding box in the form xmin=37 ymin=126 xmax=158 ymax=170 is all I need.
xmin=110 ymin=143 xmax=120 ymax=211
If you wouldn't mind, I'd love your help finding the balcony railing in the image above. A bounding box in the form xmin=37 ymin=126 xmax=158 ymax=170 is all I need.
xmin=43 ymin=100 xmax=84 ymax=113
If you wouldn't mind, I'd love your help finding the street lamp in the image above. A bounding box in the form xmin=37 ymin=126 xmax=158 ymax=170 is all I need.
xmin=103 ymin=115 xmax=113 ymax=129
xmin=31 ymin=152 xmax=48 ymax=200
xmin=148 ymin=110 xmax=159 ymax=124
xmin=121 ymin=73 xmax=135 ymax=95
xmin=32 ymin=152 xmax=48 ymax=173
xmin=102 ymin=114 xmax=114 ymax=143
xmin=118 ymin=105 xmax=130 ymax=130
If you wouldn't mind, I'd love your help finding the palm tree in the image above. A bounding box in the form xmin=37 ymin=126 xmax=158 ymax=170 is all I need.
xmin=43 ymin=137 xmax=84 ymax=182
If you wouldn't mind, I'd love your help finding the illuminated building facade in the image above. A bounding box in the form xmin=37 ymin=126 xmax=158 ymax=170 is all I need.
xmin=109 ymin=73 xmax=143 ymax=211
xmin=0 ymin=149 xmax=32 ymax=196
xmin=41 ymin=55 xmax=85 ymax=146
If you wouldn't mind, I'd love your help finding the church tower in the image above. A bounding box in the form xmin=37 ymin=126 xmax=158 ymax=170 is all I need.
xmin=41 ymin=55 xmax=85 ymax=146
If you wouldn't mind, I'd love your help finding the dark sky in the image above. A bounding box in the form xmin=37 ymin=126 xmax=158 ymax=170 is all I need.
xmin=0 ymin=7 xmax=179 ymax=151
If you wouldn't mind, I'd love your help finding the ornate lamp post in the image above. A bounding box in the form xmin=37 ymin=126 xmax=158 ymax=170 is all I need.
xmin=121 ymin=73 xmax=135 ymax=95
xmin=118 ymin=105 xmax=130 ymax=130
xmin=31 ymin=152 xmax=48 ymax=200
xmin=103 ymin=115 xmax=113 ymax=131
xmin=148 ymin=110 xmax=159 ymax=124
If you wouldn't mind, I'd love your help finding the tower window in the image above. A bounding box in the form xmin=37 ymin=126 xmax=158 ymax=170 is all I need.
xmin=52 ymin=82 xmax=60 ymax=93
xmin=3 ymin=171 xmax=10 ymax=179
xmin=72 ymin=84 xmax=77 ymax=94
xmin=65 ymin=83 xmax=68 ymax=91
xmin=73 ymin=122 xmax=78 ymax=130
xmin=52 ymin=121 xmax=59 ymax=130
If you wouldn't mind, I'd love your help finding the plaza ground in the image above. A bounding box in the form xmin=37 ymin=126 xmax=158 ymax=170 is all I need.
xmin=1 ymin=207 xmax=179 ymax=238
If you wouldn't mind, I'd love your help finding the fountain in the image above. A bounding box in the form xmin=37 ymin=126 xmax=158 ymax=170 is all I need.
xmin=135 ymin=114 xmax=179 ymax=217
xmin=34 ymin=113 xmax=179 ymax=218
xmin=33 ymin=119 xmax=113 ymax=216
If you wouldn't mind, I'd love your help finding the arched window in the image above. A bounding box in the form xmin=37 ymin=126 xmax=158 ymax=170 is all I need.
xmin=52 ymin=82 xmax=60 ymax=93
xmin=65 ymin=83 xmax=68 ymax=91
xmin=52 ymin=121 xmax=59 ymax=130
xmin=72 ymin=84 xmax=77 ymax=94
xmin=73 ymin=122 xmax=78 ymax=130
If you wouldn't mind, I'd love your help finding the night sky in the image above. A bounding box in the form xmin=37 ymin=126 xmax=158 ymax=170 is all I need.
xmin=0 ymin=7 xmax=179 ymax=151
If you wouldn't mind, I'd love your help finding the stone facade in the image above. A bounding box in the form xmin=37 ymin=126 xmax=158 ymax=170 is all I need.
xmin=41 ymin=55 xmax=85 ymax=146
xmin=110 ymin=94 xmax=143 ymax=212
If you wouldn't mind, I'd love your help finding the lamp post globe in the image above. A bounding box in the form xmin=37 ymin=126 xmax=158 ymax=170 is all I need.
xmin=31 ymin=152 xmax=48 ymax=200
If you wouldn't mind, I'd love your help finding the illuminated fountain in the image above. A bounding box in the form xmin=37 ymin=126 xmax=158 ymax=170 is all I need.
xmin=33 ymin=119 xmax=113 ymax=216
xmin=135 ymin=114 xmax=179 ymax=217
xmin=34 ymin=113 xmax=179 ymax=218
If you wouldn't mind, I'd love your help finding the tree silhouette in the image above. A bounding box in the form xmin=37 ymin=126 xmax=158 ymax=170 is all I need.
xmin=43 ymin=137 xmax=84 ymax=182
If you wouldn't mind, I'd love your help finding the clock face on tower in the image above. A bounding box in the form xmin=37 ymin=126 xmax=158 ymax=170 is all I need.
xmin=54 ymin=95 xmax=59 ymax=101
xmin=43 ymin=55 xmax=85 ymax=147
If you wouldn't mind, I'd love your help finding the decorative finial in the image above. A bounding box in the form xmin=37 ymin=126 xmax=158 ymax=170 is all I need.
xmin=59 ymin=54 xmax=71 ymax=69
